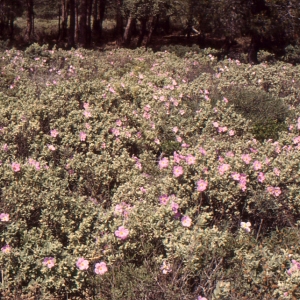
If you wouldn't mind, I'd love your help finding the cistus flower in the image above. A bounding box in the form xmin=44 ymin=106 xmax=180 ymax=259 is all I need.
xmin=181 ymin=215 xmax=192 ymax=227
xmin=158 ymin=157 xmax=169 ymax=169
xmin=173 ymin=166 xmax=183 ymax=177
xmin=0 ymin=213 xmax=9 ymax=221
xmin=11 ymin=162 xmax=20 ymax=172
xmin=197 ymin=179 xmax=208 ymax=192
xmin=43 ymin=257 xmax=56 ymax=269
xmin=159 ymin=194 xmax=169 ymax=205
xmin=94 ymin=262 xmax=108 ymax=275
xmin=79 ymin=131 xmax=87 ymax=141
xmin=241 ymin=221 xmax=251 ymax=233
xmin=198 ymin=297 xmax=208 ymax=300
xmin=258 ymin=172 xmax=265 ymax=183
xmin=185 ymin=154 xmax=196 ymax=165
xmin=287 ymin=260 xmax=300 ymax=276
xmin=1 ymin=244 xmax=11 ymax=254
xmin=76 ymin=257 xmax=89 ymax=270
xmin=160 ymin=261 xmax=172 ymax=274
xmin=50 ymin=129 xmax=59 ymax=137
xmin=115 ymin=226 xmax=129 ymax=240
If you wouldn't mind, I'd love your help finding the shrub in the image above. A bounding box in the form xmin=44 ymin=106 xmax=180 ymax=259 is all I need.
xmin=1 ymin=44 xmax=300 ymax=299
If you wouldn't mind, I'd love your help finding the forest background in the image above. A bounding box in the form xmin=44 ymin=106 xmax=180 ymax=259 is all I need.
xmin=1 ymin=0 xmax=300 ymax=64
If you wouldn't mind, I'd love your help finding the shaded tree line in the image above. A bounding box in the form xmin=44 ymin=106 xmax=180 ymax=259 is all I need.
xmin=0 ymin=0 xmax=300 ymax=63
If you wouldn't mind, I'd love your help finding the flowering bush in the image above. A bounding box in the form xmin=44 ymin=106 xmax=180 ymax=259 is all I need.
xmin=0 ymin=44 xmax=300 ymax=299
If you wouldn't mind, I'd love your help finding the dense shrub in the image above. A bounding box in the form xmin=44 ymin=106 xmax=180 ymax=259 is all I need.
xmin=0 ymin=44 xmax=300 ymax=299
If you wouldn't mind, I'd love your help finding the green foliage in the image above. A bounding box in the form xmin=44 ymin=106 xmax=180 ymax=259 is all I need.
xmin=283 ymin=44 xmax=300 ymax=65
xmin=1 ymin=44 xmax=300 ymax=299
xmin=211 ymin=86 xmax=290 ymax=141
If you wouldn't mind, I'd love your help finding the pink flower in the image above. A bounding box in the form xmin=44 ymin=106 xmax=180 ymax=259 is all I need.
xmin=171 ymin=201 xmax=179 ymax=213
xmin=241 ymin=222 xmax=251 ymax=233
xmin=213 ymin=122 xmax=219 ymax=128
xmin=253 ymin=160 xmax=262 ymax=171
xmin=257 ymin=172 xmax=265 ymax=183
xmin=159 ymin=194 xmax=170 ymax=205
xmin=1 ymin=244 xmax=11 ymax=254
xmin=197 ymin=179 xmax=208 ymax=192
xmin=111 ymin=128 xmax=120 ymax=136
xmin=199 ymin=147 xmax=207 ymax=156
xmin=50 ymin=129 xmax=59 ymax=137
xmin=11 ymin=162 xmax=20 ymax=172
xmin=140 ymin=186 xmax=147 ymax=193
xmin=241 ymin=154 xmax=251 ymax=164
xmin=172 ymin=127 xmax=178 ymax=133
xmin=80 ymin=131 xmax=87 ymax=141
xmin=181 ymin=143 xmax=190 ymax=148
xmin=115 ymin=226 xmax=129 ymax=240
xmin=47 ymin=144 xmax=56 ymax=151
xmin=0 ymin=213 xmax=9 ymax=221
xmin=154 ymin=138 xmax=160 ymax=144
xmin=273 ymin=168 xmax=280 ymax=176
xmin=114 ymin=204 xmax=123 ymax=215
xmin=239 ymin=173 xmax=247 ymax=185
xmin=76 ymin=257 xmax=89 ymax=270
xmin=267 ymin=186 xmax=281 ymax=197
xmin=143 ymin=112 xmax=151 ymax=119
xmin=218 ymin=126 xmax=228 ymax=133
xmin=198 ymin=297 xmax=208 ymax=300
xmin=116 ymin=119 xmax=122 ymax=126
xmin=83 ymin=110 xmax=91 ymax=118
xmin=218 ymin=164 xmax=230 ymax=175
xmin=226 ymin=151 xmax=234 ymax=157
xmin=43 ymin=257 xmax=56 ymax=269
xmin=173 ymin=152 xmax=181 ymax=163
xmin=144 ymin=105 xmax=151 ymax=112
xmin=265 ymin=157 xmax=271 ymax=165
xmin=160 ymin=261 xmax=172 ymax=274
xmin=2 ymin=144 xmax=8 ymax=151
xmin=159 ymin=157 xmax=169 ymax=169
xmin=231 ymin=172 xmax=240 ymax=181
xmin=181 ymin=215 xmax=192 ymax=227
xmin=173 ymin=166 xmax=183 ymax=177
xmin=287 ymin=260 xmax=300 ymax=276
xmin=94 ymin=262 xmax=108 ymax=275
xmin=185 ymin=155 xmax=196 ymax=165
xmin=109 ymin=87 xmax=116 ymax=93
xmin=176 ymin=136 xmax=182 ymax=143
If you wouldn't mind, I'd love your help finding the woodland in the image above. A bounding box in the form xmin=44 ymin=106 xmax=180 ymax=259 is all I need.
xmin=1 ymin=0 xmax=300 ymax=63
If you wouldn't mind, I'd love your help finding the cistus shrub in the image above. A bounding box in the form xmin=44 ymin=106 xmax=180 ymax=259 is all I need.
xmin=211 ymin=86 xmax=290 ymax=141
xmin=1 ymin=44 xmax=300 ymax=299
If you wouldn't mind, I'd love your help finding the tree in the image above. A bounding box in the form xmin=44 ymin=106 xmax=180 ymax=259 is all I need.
xmin=25 ymin=0 xmax=35 ymax=41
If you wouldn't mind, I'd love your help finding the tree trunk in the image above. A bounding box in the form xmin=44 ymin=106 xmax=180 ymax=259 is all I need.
xmin=25 ymin=0 xmax=34 ymax=41
xmin=145 ymin=16 xmax=157 ymax=47
xmin=123 ymin=15 xmax=135 ymax=46
xmin=59 ymin=0 xmax=68 ymax=41
xmin=137 ymin=18 xmax=147 ymax=47
xmin=92 ymin=0 xmax=99 ymax=32
xmin=78 ymin=0 xmax=88 ymax=47
xmin=116 ymin=0 xmax=123 ymax=45
xmin=68 ymin=0 xmax=76 ymax=47
xmin=161 ymin=16 xmax=170 ymax=34
xmin=9 ymin=13 xmax=14 ymax=39
xmin=86 ymin=0 xmax=93 ymax=46
xmin=93 ymin=0 xmax=106 ymax=42
xmin=248 ymin=34 xmax=260 ymax=64
xmin=75 ymin=0 xmax=79 ymax=43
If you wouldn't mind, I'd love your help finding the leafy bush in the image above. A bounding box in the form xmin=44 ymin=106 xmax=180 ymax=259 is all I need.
xmin=1 ymin=44 xmax=300 ymax=299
